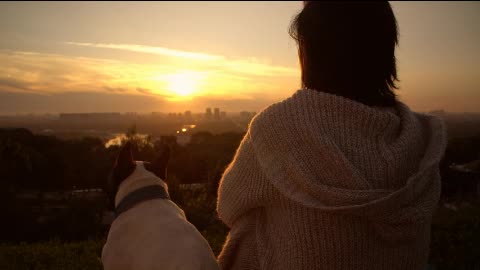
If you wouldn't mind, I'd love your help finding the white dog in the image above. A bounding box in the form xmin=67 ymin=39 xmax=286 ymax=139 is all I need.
xmin=101 ymin=142 xmax=220 ymax=270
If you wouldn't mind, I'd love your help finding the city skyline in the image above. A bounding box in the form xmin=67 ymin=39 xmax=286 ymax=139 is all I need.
xmin=0 ymin=107 xmax=256 ymax=117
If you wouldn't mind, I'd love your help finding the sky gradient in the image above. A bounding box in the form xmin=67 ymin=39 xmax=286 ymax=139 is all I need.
xmin=0 ymin=1 xmax=479 ymax=114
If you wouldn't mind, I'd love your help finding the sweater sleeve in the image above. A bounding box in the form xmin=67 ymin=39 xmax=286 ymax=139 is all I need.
xmin=216 ymin=131 xmax=275 ymax=228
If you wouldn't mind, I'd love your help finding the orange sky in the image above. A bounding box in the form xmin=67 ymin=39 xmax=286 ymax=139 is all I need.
xmin=0 ymin=1 xmax=479 ymax=114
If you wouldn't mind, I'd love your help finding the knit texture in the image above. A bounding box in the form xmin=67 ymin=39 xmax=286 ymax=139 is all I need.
xmin=216 ymin=88 xmax=447 ymax=270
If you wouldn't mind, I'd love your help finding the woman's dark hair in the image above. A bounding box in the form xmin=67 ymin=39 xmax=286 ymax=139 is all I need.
xmin=290 ymin=1 xmax=399 ymax=107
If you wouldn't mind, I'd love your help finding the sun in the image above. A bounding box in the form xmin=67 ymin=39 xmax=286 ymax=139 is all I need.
xmin=166 ymin=71 xmax=201 ymax=97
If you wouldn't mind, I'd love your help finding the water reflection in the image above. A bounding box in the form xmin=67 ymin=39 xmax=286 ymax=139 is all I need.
xmin=105 ymin=124 xmax=196 ymax=148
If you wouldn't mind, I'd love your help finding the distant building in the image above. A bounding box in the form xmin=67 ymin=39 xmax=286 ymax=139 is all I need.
xmin=214 ymin=108 xmax=220 ymax=120
xmin=124 ymin=112 xmax=138 ymax=120
xmin=59 ymin=112 xmax=121 ymax=122
xmin=184 ymin=110 xmax=192 ymax=119
xmin=206 ymin=108 xmax=212 ymax=119
xmin=220 ymin=111 xmax=227 ymax=118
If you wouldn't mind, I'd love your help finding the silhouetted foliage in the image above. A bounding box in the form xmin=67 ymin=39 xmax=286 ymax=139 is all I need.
xmin=0 ymin=127 xmax=242 ymax=244
xmin=0 ymin=128 xmax=116 ymax=191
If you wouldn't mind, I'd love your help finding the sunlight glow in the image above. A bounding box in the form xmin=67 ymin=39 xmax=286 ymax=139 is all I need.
xmin=165 ymin=71 xmax=203 ymax=97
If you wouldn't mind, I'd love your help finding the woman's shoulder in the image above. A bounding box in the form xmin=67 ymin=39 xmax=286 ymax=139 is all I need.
xmin=248 ymin=89 xmax=307 ymax=130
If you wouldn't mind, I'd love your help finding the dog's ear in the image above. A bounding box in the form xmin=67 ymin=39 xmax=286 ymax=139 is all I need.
xmin=146 ymin=143 xmax=170 ymax=180
xmin=113 ymin=141 xmax=136 ymax=184
xmin=116 ymin=141 xmax=135 ymax=168
xmin=104 ymin=141 xmax=136 ymax=209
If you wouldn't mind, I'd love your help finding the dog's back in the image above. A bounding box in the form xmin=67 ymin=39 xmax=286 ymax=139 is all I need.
xmin=102 ymin=158 xmax=219 ymax=270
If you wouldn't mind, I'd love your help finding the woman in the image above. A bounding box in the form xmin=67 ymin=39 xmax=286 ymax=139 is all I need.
xmin=216 ymin=2 xmax=446 ymax=270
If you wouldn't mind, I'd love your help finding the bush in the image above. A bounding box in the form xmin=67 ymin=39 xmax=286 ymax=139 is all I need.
xmin=429 ymin=200 xmax=480 ymax=270
xmin=169 ymin=181 xmax=229 ymax=255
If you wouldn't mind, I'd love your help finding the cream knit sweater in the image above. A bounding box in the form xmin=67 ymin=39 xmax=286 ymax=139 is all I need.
xmin=216 ymin=88 xmax=447 ymax=270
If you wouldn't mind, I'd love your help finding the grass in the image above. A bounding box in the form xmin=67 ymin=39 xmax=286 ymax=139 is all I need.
xmin=0 ymin=225 xmax=228 ymax=270
xmin=2 ymin=207 xmax=480 ymax=270
xmin=0 ymin=184 xmax=229 ymax=270
xmin=3 ymin=192 xmax=478 ymax=270
xmin=0 ymin=239 xmax=104 ymax=270
xmin=0 ymin=229 xmax=227 ymax=270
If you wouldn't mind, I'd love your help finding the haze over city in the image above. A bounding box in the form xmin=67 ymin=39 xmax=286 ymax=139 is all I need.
xmin=0 ymin=1 xmax=479 ymax=114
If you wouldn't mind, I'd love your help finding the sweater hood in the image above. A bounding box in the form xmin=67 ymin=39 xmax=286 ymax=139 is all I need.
xmin=249 ymin=88 xmax=446 ymax=240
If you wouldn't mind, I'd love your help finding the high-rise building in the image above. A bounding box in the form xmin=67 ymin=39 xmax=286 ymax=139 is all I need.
xmin=214 ymin=108 xmax=220 ymax=120
xmin=206 ymin=108 xmax=212 ymax=119
xmin=220 ymin=111 xmax=227 ymax=118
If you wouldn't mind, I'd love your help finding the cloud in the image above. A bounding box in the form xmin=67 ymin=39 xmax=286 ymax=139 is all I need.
xmin=135 ymin=87 xmax=151 ymax=95
xmin=0 ymin=77 xmax=33 ymax=92
xmin=66 ymin=42 xmax=223 ymax=61
xmin=0 ymin=77 xmax=49 ymax=95
xmin=0 ymin=89 xmax=281 ymax=114
xmin=0 ymin=91 xmax=169 ymax=114
xmin=104 ymin=86 xmax=128 ymax=92
xmin=65 ymin=41 xmax=299 ymax=77
xmin=0 ymin=48 xmax=300 ymax=114
xmin=0 ymin=49 xmax=299 ymax=97
xmin=0 ymin=50 xmax=156 ymax=95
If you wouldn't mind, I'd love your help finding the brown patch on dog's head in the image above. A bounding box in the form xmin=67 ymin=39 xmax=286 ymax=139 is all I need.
xmin=105 ymin=141 xmax=136 ymax=209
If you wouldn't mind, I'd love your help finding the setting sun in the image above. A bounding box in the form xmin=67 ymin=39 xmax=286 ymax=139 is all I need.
xmin=166 ymin=71 xmax=202 ymax=97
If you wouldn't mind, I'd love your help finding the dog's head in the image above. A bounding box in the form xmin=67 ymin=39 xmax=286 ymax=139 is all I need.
xmin=104 ymin=141 xmax=170 ymax=209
